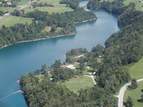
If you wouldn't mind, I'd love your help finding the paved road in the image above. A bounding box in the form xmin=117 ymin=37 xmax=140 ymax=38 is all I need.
xmin=117 ymin=78 xmax=143 ymax=107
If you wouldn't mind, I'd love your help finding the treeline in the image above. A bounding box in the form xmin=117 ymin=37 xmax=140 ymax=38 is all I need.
xmin=60 ymin=0 xmax=81 ymax=9
xmin=87 ymin=0 xmax=136 ymax=16
xmin=118 ymin=8 xmax=143 ymax=27
xmin=21 ymin=59 xmax=117 ymax=107
xmin=86 ymin=0 xmax=143 ymax=92
xmin=0 ymin=9 xmax=96 ymax=47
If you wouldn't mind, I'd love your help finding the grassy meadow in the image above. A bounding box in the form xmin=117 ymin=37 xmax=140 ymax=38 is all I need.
xmin=0 ymin=16 xmax=32 ymax=27
xmin=61 ymin=76 xmax=95 ymax=94
xmin=123 ymin=0 xmax=143 ymax=11
xmin=124 ymin=57 xmax=143 ymax=107
xmin=23 ymin=0 xmax=73 ymax=14
xmin=125 ymin=81 xmax=143 ymax=107
xmin=128 ymin=57 xmax=143 ymax=79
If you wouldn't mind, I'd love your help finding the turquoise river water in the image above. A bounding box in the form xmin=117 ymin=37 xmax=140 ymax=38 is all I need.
xmin=0 ymin=2 xmax=119 ymax=107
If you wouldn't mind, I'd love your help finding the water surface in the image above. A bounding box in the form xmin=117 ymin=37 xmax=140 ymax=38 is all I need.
xmin=0 ymin=10 xmax=119 ymax=107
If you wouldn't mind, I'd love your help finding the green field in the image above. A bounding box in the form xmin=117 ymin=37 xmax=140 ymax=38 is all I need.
xmin=124 ymin=0 xmax=143 ymax=11
xmin=61 ymin=76 xmax=95 ymax=94
xmin=24 ymin=5 xmax=72 ymax=14
xmin=0 ymin=7 xmax=15 ymax=13
xmin=0 ymin=16 xmax=33 ymax=27
xmin=125 ymin=81 xmax=143 ymax=107
xmin=124 ymin=57 xmax=143 ymax=107
xmin=23 ymin=0 xmax=73 ymax=14
xmin=128 ymin=57 xmax=143 ymax=79
xmin=0 ymin=0 xmax=72 ymax=15
xmin=36 ymin=0 xmax=61 ymax=4
xmin=17 ymin=0 xmax=29 ymax=5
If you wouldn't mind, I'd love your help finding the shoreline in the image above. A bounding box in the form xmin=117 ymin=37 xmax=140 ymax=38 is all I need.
xmin=0 ymin=32 xmax=76 ymax=49
xmin=0 ymin=17 xmax=97 ymax=50
xmin=75 ymin=17 xmax=97 ymax=24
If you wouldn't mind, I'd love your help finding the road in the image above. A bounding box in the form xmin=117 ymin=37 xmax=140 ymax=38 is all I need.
xmin=117 ymin=78 xmax=143 ymax=107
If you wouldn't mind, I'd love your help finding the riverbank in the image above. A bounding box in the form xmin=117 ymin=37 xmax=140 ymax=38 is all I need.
xmin=0 ymin=14 xmax=97 ymax=50
xmin=75 ymin=17 xmax=97 ymax=24
xmin=0 ymin=32 xmax=76 ymax=50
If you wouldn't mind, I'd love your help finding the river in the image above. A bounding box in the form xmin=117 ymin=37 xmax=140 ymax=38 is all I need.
xmin=0 ymin=1 xmax=119 ymax=107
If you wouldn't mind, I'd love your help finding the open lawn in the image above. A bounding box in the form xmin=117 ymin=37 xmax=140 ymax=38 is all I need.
xmin=0 ymin=7 xmax=15 ymax=13
xmin=124 ymin=57 xmax=143 ymax=107
xmin=24 ymin=5 xmax=72 ymax=14
xmin=128 ymin=57 xmax=143 ymax=79
xmin=61 ymin=75 xmax=95 ymax=94
xmin=124 ymin=0 xmax=143 ymax=11
xmin=124 ymin=81 xmax=143 ymax=107
xmin=0 ymin=0 xmax=72 ymax=15
xmin=0 ymin=16 xmax=33 ymax=27
xmin=35 ymin=0 xmax=61 ymax=4
xmin=17 ymin=0 xmax=29 ymax=5
xmin=23 ymin=0 xmax=73 ymax=14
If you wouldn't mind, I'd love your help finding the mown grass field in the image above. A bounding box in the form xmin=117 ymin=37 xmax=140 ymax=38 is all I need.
xmin=124 ymin=81 xmax=143 ymax=107
xmin=17 ymin=0 xmax=29 ymax=5
xmin=128 ymin=57 xmax=143 ymax=79
xmin=24 ymin=5 xmax=72 ymax=14
xmin=0 ymin=0 xmax=72 ymax=15
xmin=124 ymin=0 xmax=143 ymax=11
xmin=61 ymin=76 xmax=95 ymax=94
xmin=0 ymin=16 xmax=33 ymax=27
xmin=0 ymin=7 xmax=16 ymax=13
xmin=124 ymin=57 xmax=143 ymax=107
xmin=36 ymin=0 xmax=61 ymax=4
xmin=24 ymin=0 xmax=73 ymax=14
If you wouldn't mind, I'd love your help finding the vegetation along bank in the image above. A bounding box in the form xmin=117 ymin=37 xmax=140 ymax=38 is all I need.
xmin=21 ymin=0 xmax=143 ymax=107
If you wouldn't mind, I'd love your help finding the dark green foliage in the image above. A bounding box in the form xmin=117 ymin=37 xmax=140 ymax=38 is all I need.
xmin=129 ymin=79 xmax=138 ymax=89
xmin=124 ymin=96 xmax=133 ymax=107
xmin=96 ymin=64 xmax=130 ymax=92
xmin=95 ymin=9 xmax=143 ymax=92
xmin=21 ymin=75 xmax=79 ymax=107
xmin=21 ymin=67 xmax=117 ymax=107
xmin=60 ymin=0 xmax=80 ymax=9
xmin=79 ymin=86 xmax=117 ymax=107
xmin=86 ymin=1 xmax=143 ymax=92
xmin=0 ymin=9 xmax=96 ymax=47
xmin=0 ymin=11 xmax=4 ymax=16
xmin=91 ymin=44 xmax=104 ymax=56
xmin=87 ymin=0 xmax=125 ymax=15
xmin=66 ymin=48 xmax=88 ymax=63
xmin=118 ymin=8 xmax=143 ymax=27
xmin=106 ymin=14 xmax=143 ymax=64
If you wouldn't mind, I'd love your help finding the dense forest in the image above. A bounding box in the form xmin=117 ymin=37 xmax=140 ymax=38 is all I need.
xmin=0 ymin=1 xmax=96 ymax=48
xmin=60 ymin=0 xmax=81 ymax=9
xmin=87 ymin=0 xmax=135 ymax=16
xmin=20 ymin=0 xmax=143 ymax=107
